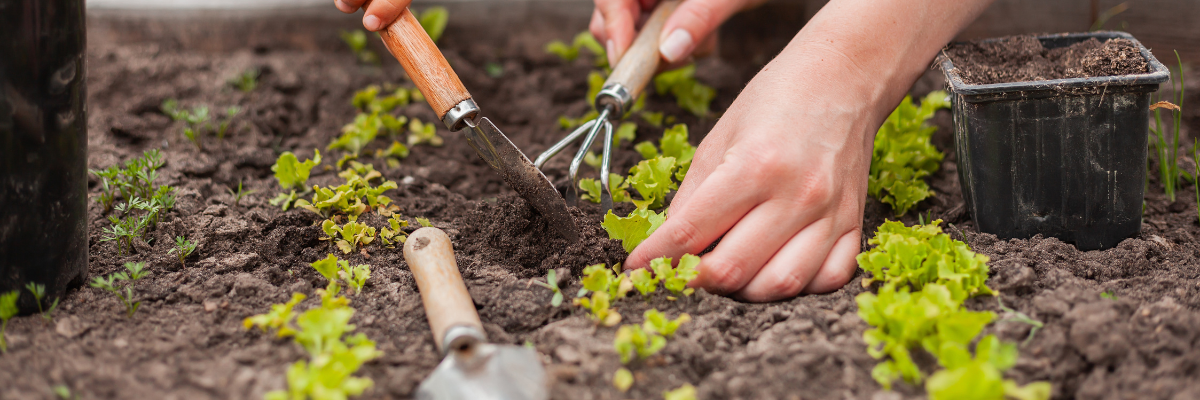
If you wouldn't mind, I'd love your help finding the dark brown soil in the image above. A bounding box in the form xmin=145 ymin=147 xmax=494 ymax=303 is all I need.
xmin=2 ymin=13 xmax=1200 ymax=400
xmin=946 ymin=35 xmax=1150 ymax=85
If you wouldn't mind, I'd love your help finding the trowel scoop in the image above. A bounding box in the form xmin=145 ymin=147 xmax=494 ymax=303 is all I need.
xmin=403 ymin=227 xmax=548 ymax=400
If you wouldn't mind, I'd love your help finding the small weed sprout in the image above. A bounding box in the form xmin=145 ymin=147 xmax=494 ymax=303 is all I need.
xmin=997 ymin=297 xmax=1043 ymax=345
xmin=90 ymin=149 xmax=172 ymax=213
xmin=229 ymin=68 xmax=259 ymax=93
xmin=226 ymin=179 xmax=256 ymax=208
xmin=101 ymin=197 xmax=167 ymax=255
xmin=533 ymin=269 xmax=564 ymax=307
xmin=0 ymin=290 xmax=17 ymax=353
xmin=169 ymin=236 xmax=197 ymax=268
xmin=217 ymin=106 xmax=241 ymax=140
xmin=89 ymin=262 xmax=149 ymax=317
xmin=25 ymin=282 xmax=59 ymax=322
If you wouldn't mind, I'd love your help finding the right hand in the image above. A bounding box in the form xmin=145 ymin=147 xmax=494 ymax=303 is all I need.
xmin=589 ymin=0 xmax=767 ymax=67
xmin=335 ymin=0 xmax=413 ymax=32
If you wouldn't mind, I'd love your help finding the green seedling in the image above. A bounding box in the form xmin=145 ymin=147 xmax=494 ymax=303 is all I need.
xmin=997 ymin=297 xmax=1043 ymax=345
xmin=613 ymin=367 xmax=633 ymax=392
xmin=653 ymin=64 xmax=715 ymax=117
xmin=926 ymin=335 xmax=1051 ymax=400
xmin=1150 ymin=51 xmax=1185 ymax=202
xmin=629 ymin=268 xmax=658 ymax=298
xmin=296 ymin=167 xmax=397 ymax=218
xmin=90 ymin=149 xmax=171 ymax=212
xmin=322 ymin=218 xmax=377 ymax=254
xmin=352 ymin=85 xmax=415 ymax=114
xmin=856 ymin=219 xmax=993 ymax=302
xmin=533 ymin=269 xmax=564 ymax=307
xmin=643 ymin=309 xmax=690 ymax=338
xmin=580 ymin=174 xmax=631 ymax=204
xmin=663 ymin=384 xmax=697 ymax=400
xmin=216 ymin=106 xmax=240 ymax=140
xmin=407 ymin=118 xmax=443 ymax=147
xmin=868 ymin=91 xmax=950 ymax=216
xmin=89 ymin=262 xmax=149 ymax=318
xmin=627 ymin=156 xmax=679 ymax=210
xmin=613 ymin=323 xmax=665 ymax=364
xmin=485 ymin=62 xmax=504 ymax=78
xmin=639 ymin=111 xmax=665 ymax=128
xmin=330 ymin=113 xmax=383 ymax=159
xmin=416 ymin=217 xmax=432 ymax=227
xmin=578 ymin=263 xmax=632 ymax=300
xmin=244 ymin=293 xmax=307 ymax=337
xmin=101 ymin=197 xmax=165 ymax=255
xmin=25 ymin=282 xmax=59 ymax=322
xmin=634 ymin=124 xmax=696 ymax=181
xmin=270 ymin=150 xmax=322 ymax=210
xmin=559 ymin=110 xmax=599 ymax=131
xmin=311 ymin=254 xmax=372 ymax=295
xmin=377 ymin=141 xmax=410 ymax=169
xmin=649 ymin=254 xmax=699 ymax=296
xmin=53 ymin=385 xmax=78 ymax=400
xmin=546 ymin=31 xmax=607 ymax=68
xmin=574 ymin=291 xmax=621 ymax=327
xmin=1100 ymin=291 xmax=1118 ymax=300
xmin=340 ymin=30 xmax=380 ymax=64
xmin=169 ymin=236 xmax=197 ymax=268
xmin=0 ymin=291 xmax=18 ymax=353
xmin=601 ymin=208 xmax=666 ymax=253
xmin=265 ymin=333 xmax=381 ymax=400
xmin=418 ymin=7 xmax=449 ymax=43
xmin=226 ymin=179 xmax=256 ymax=208
xmin=229 ymin=68 xmax=259 ymax=93
xmin=380 ymin=215 xmax=409 ymax=247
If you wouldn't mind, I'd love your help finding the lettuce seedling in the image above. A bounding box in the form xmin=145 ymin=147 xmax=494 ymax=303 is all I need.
xmin=857 ymin=220 xmax=993 ymax=303
xmin=629 ymin=268 xmax=657 ymax=298
xmin=340 ymin=30 xmax=380 ymax=64
xmin=532 ymin=269 xmax=564 ymax=307
xmin=418 ymin=7 xmax=449 ymax=43
xmin=25 ymin=282 xmax=59 ymax=322
xmin=578 ymin=263 xmax=632 ymax=300
xmin=330 ymin=113 xmax=383 ymax=159
xmin=0 ymin=291 xmax=17 ymax=353
xmin=265 ymin=333 xmax=381 ymax=400
xmin=559 ymin=110 xmax=599 ymax=131
xmin=639 ymin=111 xmax=665 ymax=128
xmin=322 ymin=218 xmax=377 ymax=254
xmin=653 ymin=64 xmax=715 ymax=117
xmin=297 ymin=170 xmax=397 ymax=218
xmin=229 ymin=68 xmax=258 ymax=93
xmin=635 ymin=124 xmax=697 ymax=181
xmin=580 ymin=174 xmax=631 ymax=204
xmin=379 ymin=215 xmax=409 ymax=247
xmin=353 ymin=85 xmax=414 ymax=114
xmin=613 ymin=367 xmax=634 ymax=392
xmin=169 ymin=236 xmax=197 ymax=268
xmin=377 ymin=141 xmax=410 ymax=169
xmin=574 ymin=291 xmax=621 ymax=327
xmin=663 ymin=384 xmax=697 ymax=400
xmin=649 ymin=254 xmax=699 ymax=296
xmin=89 ymin=262 xmax=149 ymax=318
xmin=926 ymin=335 xmax=1051 ymax=400
xmin=642 ymin=309 xmax=690 ymax=338
xmin=244 ymin=293 xmax=307 ymax=337
xmin=270 ymin=150 xmax=322 ymax=210
xmin=868 ymin=91 xmax=949 ymax=216
xmin=613 ymin=323 xmax=665 ymax=364
xmin=601 ymin=208 xmax=666 ymax=253
xmin=416 ymin=217 xmax=433 ymax=227
xmin=407 ymin=118 xmax=443 ymax=147
xmin=545 ymin=31 xmax=607 ymax=68
xmin=627 ymin=156 xmax=678 ymax=209
xmin=311 ymin=254 xmax=371 ymax=295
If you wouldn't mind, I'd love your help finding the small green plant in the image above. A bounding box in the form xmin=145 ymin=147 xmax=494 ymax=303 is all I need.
xmin=229 ymin=68 xmax=259 ymax=93
xmin=269 ymin=150 xmax=322 ymax=210
xmin=642 ymin=309 xmax=690 ymax=337
xmin=627 ymin=156 xmax=680 ymax=210
xmin=310 ymin=254 xmax=371 ymax=295
xmin=663 ymin=384 xmax=697 ymax=400
xmin=330 ymin=113 xmax=383 ymax=159
xmin=377 ymin=140 xmax=410 ymax=169
xmin=322 ymin=218 xmax=377 ymax=254
xmin=1150 ymin=51 xmax=1185 ymax=202
xmin=857 ymin=220 xmax=993 ymax=301
xmin=613 ymin=323 xmax=664 ymax=364
xmin=629 ymin=268 xmax=657 ymax=298
xmin=352 ymin=85 xmax=415 ymax=114
xmin=545 ymin=31 xmax=607 ymax=68
xmin=296 ymin=165 xmax=397 ymax=219
xmin=648 ymin=255 xmax=700 ymax=296
xmin=417 ymin=7 xmax=449 ymax=43
xmin=379 ymin=215 xmax=409 ymax=247
xmin=90 ymin=149 xmax=172 ymax=212
xmin=53 ymin=385 xmax=78 ymax=400
xmin=997 ymin=297 xmax=1043 ymax=345
xmin=601 ymin=208 xmax=666 ymax=252
xmin=407 ymin=118 xmax=443 ymax=147
xmin=161 ymin=100 xmax=240 ymax=148
xmin=340 ymin=30 xmax=380 ymax=64
xmin=634 ymin=124 xmax=696 ymax=180
xmin=868 ymin=91 xmax=950 ymax=216
xmin=575 ymin=291 xmax=621 ymax=327
xmin=245 ymin=293 xmax=307 ymax=336
xmin=484 ymin=62 xmax=504 ymax=78
xmin=25 ymin=282 xmax=59 ymax=322
xmin=216 ymin=106 xmax=241 ymax=140
xmin=416 ymin=217 xmax=433 ymax=227
xmin=1100 ymin=291 xmax=1118 ymax=300
xmin=169 ymin=236 xmax=197 ymax=268
xmin=101 ymin=197 xmax=167 ymax=255
xmin=533 ymin=269 xmax=564 ymax=307
xmin=0 ymin=290 xmax=18 ymax=353
xmin=653 ymin=64 xmax=716 ymax=117
xmin=579 ymin=174 xmax=631 ymax=204
xmin=226 ymin=179 xmax=256 ymax=208
xmin=613 ymin=367 xmax=634 ymax=392
xmin=89 ymin=262 xmax=149 ymax=318
xmin=578 ymin=263 xmax=632 ymax=300
xmin=926 ymin=335 xmax=1051 ymax=400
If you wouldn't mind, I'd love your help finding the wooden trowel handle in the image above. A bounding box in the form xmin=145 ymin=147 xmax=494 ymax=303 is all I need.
xmin=379 ymin=9 xmax=472 ymax=119
xmin=603 ymin=0 xmax=681 ymax=100
xmin=403 ymin=227 xmax=484 ymax=352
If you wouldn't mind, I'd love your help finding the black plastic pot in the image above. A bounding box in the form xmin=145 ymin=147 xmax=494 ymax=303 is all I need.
xmin=941 ymin=32 xmax=1170 ymax=250
xmin=0 ymin=0 xmax=89 ymax=313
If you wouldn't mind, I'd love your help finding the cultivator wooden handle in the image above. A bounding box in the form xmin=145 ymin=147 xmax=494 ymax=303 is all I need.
xmin=403 ymin=227 xmax=485 ymax=352
xmin=600 ymin=0 xmax=681 ymax=106
xmin=379 ymin=8 xmax=472 ymax=122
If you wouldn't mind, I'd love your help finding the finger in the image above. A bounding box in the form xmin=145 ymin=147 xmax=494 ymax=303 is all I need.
xmin=337 ymin=0 xmax=367 ymax=13
xmin=655 ymin=31 xmax=718 ymax=72
xmin=658 ymin=0 xmax=743 ymax=63
xmin=733 ymin=218 xmax=837 ymax=302
xmin=802 ymin=229 xmax=861 ymax=294
xmin=363 ymin=0 xmax=412 ymax=31
xmin=596 ymin=0 xmax=641 ymax=66
xmin=625 ymin=165 xmax=761 ymax=270
xmin=589 ymin=9 xmax=608 ymax=44
xmin=692 ymin=200 xmax=817 ymax=296
xmin=665 ymin=119 xmax=733 ymax=212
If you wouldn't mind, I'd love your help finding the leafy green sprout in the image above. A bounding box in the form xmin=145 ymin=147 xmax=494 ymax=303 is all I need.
xmin=416 ymin=217 xmax=433 ymax=227
xmin=532 ymin=269 xmax=564 ymax=307
xmin=642 ymin=309 xmax=690 ymax=337
xmin=54 ymin=385 xmax=78 ymax=400
xmin=997 ymin=297 xmax=1042 ymax=345
xmin=89 ymin=262 xmax=149 ymax=318
xmin=484 ymin=62 xmax=504 ymax=78
xmin=101 ymin=197 xmax=167 ymax=255
xmin=229 ymin=68 xmax=259 ymax=93
xmin=169 ymin=236 xmax=197 ymax=268
xmin=653 ymin=64 xmax=716 ymax=117
xmin=269 ymin=150 xmax=321 ymax=210
xmin=25 ymin=282 xmax=59 ymax=322
xmin=868 ymin=91 xmax=950 ymax=216
xmin=226 ymin=179 xmax=256 ymax=208
xmin=663 ymin=383 xmax=698 ymax=400
xmin=90 ymin=149 xmax=170 ymax=212
xmin=1150 ymin=51 xmax=1184 ymax=202
xmin=1100 ymin=291 xmax=1118 ymax=300
xmin=545 ymin=31 xmax=608 ymax=68
xmin=379 ymin=214 xmax=409 ymax=247
xmin=311 ymin=254 xmax=371 ymax=295
xmin=407 ymin=118 xmax=443 ymax=147
xmin=417 ymin=7 xmax=449 ymax=43
xmin=340 ymin=30 xmax=380 ymax=65
xmin=613 ymin=367 xmax=633 ymax=392
xmin=0 ymin=290 xmax=18 ymax=353
xmin=216 ymin=106 xmax=241 ymax=140
xmin=613 ymin=323 xmax=665 ymax=364
xmin=322 ymin=218 xmax=377 ymax=254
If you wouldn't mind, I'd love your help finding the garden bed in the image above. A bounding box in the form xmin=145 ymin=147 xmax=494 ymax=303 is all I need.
xmin=2 ymin=8 xmax=1200 ymax=400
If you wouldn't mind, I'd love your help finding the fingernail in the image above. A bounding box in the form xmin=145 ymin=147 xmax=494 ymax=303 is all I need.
xmin=363 ymin=14 xmax=383 ymax=31
xmin=659 ymin=29 xmax=693 ymax=63
xmin=334 ymin=0 xmax=353 ymax=13
xmin=606 ymin=39 xmax=618 ymax=67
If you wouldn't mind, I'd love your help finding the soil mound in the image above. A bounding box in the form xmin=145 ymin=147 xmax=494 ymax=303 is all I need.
xmin=946 ymin=35 xmax=1149 ymax=84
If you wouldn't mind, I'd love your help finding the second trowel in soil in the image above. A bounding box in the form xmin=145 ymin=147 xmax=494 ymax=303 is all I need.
xmin=404 ymin=227 xmax=548 ymax=400
xmin=378 ymin=8 xmax=578 ymax=243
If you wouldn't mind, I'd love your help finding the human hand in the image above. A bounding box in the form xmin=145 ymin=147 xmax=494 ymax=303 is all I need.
xmin=589 ymin=0 xmax=767 ymax=67
xmin=335 ymin=0 xmax=413 ymax=32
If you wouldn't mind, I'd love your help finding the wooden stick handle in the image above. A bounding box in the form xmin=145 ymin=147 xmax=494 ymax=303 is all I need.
xmin=603 ymin=0 xmax=681 ymax=100
xmin=379 ymin=8 xmax=472 ymax=119
xmin=403 ymin=227 xmax=484 ymax=352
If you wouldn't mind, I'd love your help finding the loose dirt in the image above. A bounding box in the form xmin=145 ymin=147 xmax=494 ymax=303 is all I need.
xmin=945 ymin=34 xmax=1150 ymax=85
xmin=1 ymin=14 xmax=1199 ymax=400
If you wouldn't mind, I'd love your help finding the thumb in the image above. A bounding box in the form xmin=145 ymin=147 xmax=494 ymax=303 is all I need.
xmin=658 ymin=0 xmax=742 ymax=63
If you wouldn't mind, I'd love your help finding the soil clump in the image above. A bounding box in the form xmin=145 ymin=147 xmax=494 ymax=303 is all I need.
xmin=946 ymin=34 xmax=1149 ymax=85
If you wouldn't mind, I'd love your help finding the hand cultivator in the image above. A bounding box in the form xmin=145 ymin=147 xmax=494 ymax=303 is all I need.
xmin=533 ymin=0 xmax=680 ymax=215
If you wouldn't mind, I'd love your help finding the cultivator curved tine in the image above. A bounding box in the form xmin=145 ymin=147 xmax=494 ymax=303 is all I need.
xmin=533 ymin=118 xmax=597 ymax=170
xmin=599 ymin=118 xmax=614 ymax=214
xmin=566 ymin=108 xmax=610 ymax=207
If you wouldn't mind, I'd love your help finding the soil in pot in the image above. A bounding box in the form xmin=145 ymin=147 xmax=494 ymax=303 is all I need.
xmin=944 ymin=34 xmax=1150 ymax=85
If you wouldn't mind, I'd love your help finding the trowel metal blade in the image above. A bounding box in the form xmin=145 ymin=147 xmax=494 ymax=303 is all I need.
xmin=416 ymin=344 xmax=548 ymax=400
xmin=467 ymin=117 xmax=579 ymax=243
